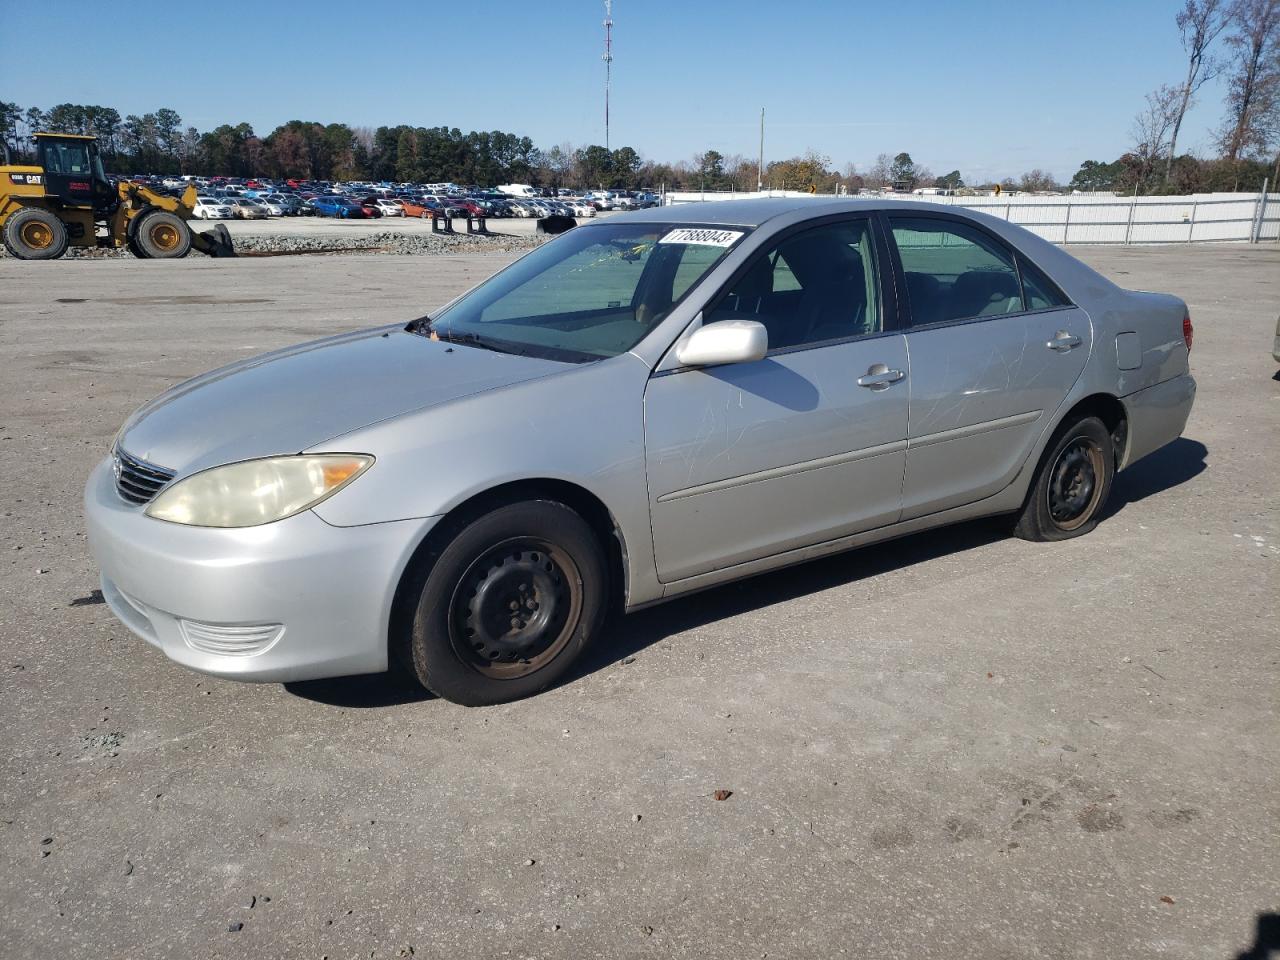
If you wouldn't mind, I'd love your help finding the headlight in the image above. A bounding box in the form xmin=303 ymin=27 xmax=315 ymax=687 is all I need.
xmin=145 ymin=454 xmax=372 ymax=527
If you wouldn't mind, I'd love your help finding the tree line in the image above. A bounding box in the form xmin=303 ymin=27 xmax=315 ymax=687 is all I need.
xmin=0 ymin=103 xmax=659 ymax=189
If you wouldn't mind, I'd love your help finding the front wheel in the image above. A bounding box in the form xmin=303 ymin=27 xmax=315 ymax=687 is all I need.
xmin=398 ymin=501 xmax=608 ymax=706
xmin=1014 ymin=416 xmax=1114 ymax=542
xmin=133 ymin=210 xmax=192 ymax=259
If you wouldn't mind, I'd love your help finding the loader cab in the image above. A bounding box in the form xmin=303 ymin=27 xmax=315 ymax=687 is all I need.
xmin=34 ymin=133 xmax=115 ymax=212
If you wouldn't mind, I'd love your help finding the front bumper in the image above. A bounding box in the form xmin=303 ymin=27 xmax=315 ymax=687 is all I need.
xmin=84 ymin=459 xmax=438 ymax=683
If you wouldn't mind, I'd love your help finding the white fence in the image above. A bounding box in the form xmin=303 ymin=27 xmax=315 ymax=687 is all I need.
xmin=661 ymin=189 xmax=1280 ymax=245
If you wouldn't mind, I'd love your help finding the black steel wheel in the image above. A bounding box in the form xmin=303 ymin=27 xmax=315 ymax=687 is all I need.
xmin=398 ymin=500 xmax=608 ymax=706
xmin=1014 ymin=415 xmax=1114 ymax=542
xmin=1046 ymin=436 xmax=1105 ymax=531
xmin=450 ymin=537 xmax=582 ymax=679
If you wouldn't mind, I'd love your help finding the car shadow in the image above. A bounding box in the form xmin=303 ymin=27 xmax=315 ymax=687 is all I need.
xmin=573 ymin=436 xmax=1209 ymax=680
xmin=569 ymin=515 xmax=1009 ymax=683
xmin=286 ymin=436 xmax=1207 ymax=708
xmin=285 ymin=669 xmax=435 ymax=708
xmin=1102 ymin=436 xmax=1207 ymax=520
xmin=1235 ymin=912 xmax=1280 ymax=960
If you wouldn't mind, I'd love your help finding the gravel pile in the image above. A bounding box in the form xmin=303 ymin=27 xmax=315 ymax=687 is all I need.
xmin=229 ymin=230 xmax=540 ymax=257
xmin=8 ymin=230 xmax=540 ymax=259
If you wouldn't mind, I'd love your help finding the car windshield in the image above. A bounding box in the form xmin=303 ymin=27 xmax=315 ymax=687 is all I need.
xmin=416 ymin=222 xmax=749 ymax=363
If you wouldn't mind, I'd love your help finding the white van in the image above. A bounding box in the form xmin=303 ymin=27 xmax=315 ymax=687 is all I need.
xmin=497 ymin=184 xmax=538 ymax=198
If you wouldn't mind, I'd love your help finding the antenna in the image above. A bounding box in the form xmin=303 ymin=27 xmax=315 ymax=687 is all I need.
xmin=602 ymin=0 xmax=613 ymax=152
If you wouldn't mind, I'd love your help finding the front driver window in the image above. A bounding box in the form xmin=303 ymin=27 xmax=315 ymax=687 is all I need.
xmin=705 ymin=219 xmax=881 ymax=352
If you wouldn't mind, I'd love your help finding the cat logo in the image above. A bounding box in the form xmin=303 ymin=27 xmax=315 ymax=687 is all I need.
xmin=9 ymin=173 xmax=43 ymax=185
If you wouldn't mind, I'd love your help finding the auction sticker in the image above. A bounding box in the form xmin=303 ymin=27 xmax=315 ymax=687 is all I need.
xmin=658 ymin=228 xmax=744 ymax=247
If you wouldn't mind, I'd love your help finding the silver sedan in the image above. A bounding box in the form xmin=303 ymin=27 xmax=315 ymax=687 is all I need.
xmin=86 ymin=199 xmax=1196 ymax=705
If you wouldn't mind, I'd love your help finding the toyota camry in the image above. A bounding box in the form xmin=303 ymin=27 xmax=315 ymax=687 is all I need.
xmin=86 ymin=199 xmax=1196 ymax=705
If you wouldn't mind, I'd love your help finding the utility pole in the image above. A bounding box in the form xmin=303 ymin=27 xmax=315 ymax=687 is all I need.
xmin=757 ymin=107 xmax=764 ymax=193
xmin=602 ymin=0 xmax=613 ymax=153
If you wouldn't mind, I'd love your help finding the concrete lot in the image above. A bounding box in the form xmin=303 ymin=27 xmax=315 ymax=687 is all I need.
xmin=192 ymin=211 xmax=560 ymax=240
xmin=0 ymin=241 xmax=1276 ymax=959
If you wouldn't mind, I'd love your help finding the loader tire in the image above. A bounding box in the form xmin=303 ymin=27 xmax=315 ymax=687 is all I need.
xmin=3 ymin=207 xmax=68 ymax=260
xmin=134 ymin=210 xmax=192 ymax=259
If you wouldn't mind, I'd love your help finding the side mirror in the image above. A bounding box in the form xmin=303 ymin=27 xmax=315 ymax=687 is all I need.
xmin=675 ymin=319 xmax=769 ymax=367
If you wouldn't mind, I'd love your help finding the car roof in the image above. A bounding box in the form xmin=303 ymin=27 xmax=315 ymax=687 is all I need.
xmin=611 ymin=197 xmax=979 ymax=227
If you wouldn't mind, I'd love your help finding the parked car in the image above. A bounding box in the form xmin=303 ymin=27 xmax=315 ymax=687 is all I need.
xmin=371 ymin=198 xmax=403 ymax=217
xmin=398 ymin=199 xmax=433 ymax=218
xmin=86 ymin=199 xmax=1197 ymax=706
xmin=265 ymin=193 xmax=303 ymax=216
xmin=224 ymin=197 xmax=269 ymax=220
xmin=192 ymin=197 xmax=234 ymax=220
xmin=562 ymin=198 xmax=596 ymax=217
xmin=255 ymin=197 xmax=286 ymax=217
xmin=309 ymin=196 xmax=364 ymax=218
xmin=427 ymin=195 xmax=468 ymax=217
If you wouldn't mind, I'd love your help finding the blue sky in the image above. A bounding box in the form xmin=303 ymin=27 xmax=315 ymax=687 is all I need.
xmin=0 ymin=0 xmax=1231 ymax=183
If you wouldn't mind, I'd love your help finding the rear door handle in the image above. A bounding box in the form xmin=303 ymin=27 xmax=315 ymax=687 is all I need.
xmin=857 ymin=365 xmax=905 ymax=389
xmin=1046 ymin=332 xmax=1082 ymax=351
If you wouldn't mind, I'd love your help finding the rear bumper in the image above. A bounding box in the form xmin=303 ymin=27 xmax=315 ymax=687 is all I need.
xmin=1120 ymin=372 xmax=1197 ymax=468
xmin=84 ymin=458 xmax=438 ymax=683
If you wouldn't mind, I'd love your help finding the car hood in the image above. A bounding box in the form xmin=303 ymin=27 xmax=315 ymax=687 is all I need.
xmin=118 ymin=327 xmax=568 ymax=476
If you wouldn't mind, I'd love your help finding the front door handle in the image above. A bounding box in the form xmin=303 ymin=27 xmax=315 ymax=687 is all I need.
xmin=857 ymin=364 xmax=906 ymax=390
xmin=1046 ymin=332 xmax=1082 ymax=351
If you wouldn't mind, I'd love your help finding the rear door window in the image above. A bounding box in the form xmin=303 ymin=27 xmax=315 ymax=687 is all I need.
xmin=1018 ymin=255 xmax=1071 ymax=310
xmin=888 ymin=217 xmax=1023 ymax=326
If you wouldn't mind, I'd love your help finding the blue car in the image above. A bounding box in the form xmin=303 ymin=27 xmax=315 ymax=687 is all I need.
xmin=310 ymin=196 xmax=359 ymax=218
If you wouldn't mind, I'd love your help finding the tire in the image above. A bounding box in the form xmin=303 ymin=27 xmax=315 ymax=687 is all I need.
xmin=3 ymin=207 xmax=68 ymax=260
xmin=398 ymin=500 xmax=608 ymax=706
xmin=1014 ymin=416 xmax=1114 ymax=542
xmin=134 ymin=210 xmax=192 ymax=259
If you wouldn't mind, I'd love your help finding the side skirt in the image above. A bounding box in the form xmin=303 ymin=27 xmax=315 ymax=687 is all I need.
xmin=627 ymin=482 xmax=1026 ymax=612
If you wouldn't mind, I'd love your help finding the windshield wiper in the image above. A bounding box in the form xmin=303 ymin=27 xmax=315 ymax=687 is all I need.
xmin=434 ymin=330 xmax=526 ymax=356
xmin=407 ymin=316 xmax=526 ymax=356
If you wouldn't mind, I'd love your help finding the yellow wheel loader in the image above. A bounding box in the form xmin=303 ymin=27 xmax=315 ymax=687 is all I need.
xmin=0 ymin=133 xmax=234 ymax=260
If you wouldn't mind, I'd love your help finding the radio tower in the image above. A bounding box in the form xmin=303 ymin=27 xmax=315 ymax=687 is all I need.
xmin=602 ymin=0 xmax=613 ymax=152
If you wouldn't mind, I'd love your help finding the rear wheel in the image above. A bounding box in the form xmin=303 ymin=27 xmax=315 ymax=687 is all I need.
xmin=133 ymin=210 xmax=192 ymax=259
xmin=1014 ymin=416 xmax=1114 ymax=542
xmin=398 ymin=501 xmax=608 ymax=706
xmin=3 ymin=207 xmax=68 ymax=260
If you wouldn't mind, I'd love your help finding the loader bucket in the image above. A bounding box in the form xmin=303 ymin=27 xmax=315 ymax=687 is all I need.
xmin=190 ymin=223 xmax=236 ymax=258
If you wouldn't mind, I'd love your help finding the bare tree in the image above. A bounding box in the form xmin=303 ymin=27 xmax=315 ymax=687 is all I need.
xmin=1132 ymin=85 xmax=1182 ymax=189
xmin=1018 ymin=169 xmax=1060 ymax=192
xmin=1165 ymin=0 xmax=1229 ymax=182
xmin=1216 ymin=0 xmax=1280 ymax=164
xmin=865 ymin=153 xmax=893 ymax=189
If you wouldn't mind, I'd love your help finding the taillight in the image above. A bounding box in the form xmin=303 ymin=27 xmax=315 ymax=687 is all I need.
xmin=1183 ymin=313 xmax=1193 ymax=352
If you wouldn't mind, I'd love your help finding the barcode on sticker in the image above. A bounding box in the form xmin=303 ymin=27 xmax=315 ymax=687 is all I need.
xmin=658 ymin=228 xmax=744 ymax=247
